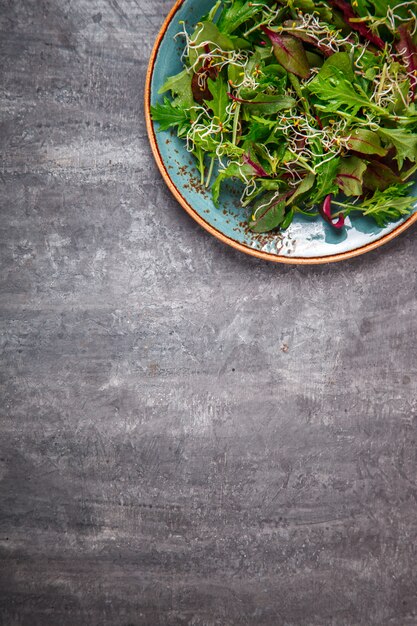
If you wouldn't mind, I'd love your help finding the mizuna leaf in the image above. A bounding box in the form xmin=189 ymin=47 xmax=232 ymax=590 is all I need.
xmin=150 ymin=98 xmax=190 ymax=133
xmin=260 ymin=27 xmax=310 ymax=79
xmin=212 ymin=162 xmax=254 ymax=207
xmin=310 ymin=157 xmax=341 ymax=204
xmin=307 ymin=67 xmax=380 ymax=116
xmin=355 ymin=184 xmax=416 ymax=227
xmin=206 ymin=77 xmax=228 ymax=123
xmin=378 ymin=127 xmax=417 ymax=168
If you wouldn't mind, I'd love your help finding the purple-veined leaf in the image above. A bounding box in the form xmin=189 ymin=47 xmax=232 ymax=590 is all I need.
xmin=344 ymin=129 xmax=388 ymax=157
xmin=151 ymin=98 xmax=190 ymax=133
xmin=282 ymin=20 xmax=333 ymax=57
xmin=249 ymin=192 xmax=291 ymax=232
xmin=212 ymin=162 xmax=254 ymax=207
xmin=310 ymin=157 xmax=340 ymax=203
xmin=227 ymin=91 xmax=296 ymax=115
xmin=260 ymin=26 xmax=310 ymax=79
xmin=378 ymin=127 xmax=417 ymax=168
xmin=242 ymin=154 xmax=269 ymax=178
xmin=159 ymin=69 xmax=194 ymax=108
xmin=336 ymin=156 xmax=367 ymax=196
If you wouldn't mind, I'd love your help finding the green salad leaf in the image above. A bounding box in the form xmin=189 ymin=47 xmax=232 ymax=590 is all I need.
xmin=249 ymin=193 xmax=286 ymax=232
xmin=151 ymin=98 xmax=190 ymax=133
xmin=336 ymin=156 xmax=367 ymax=196
xmin=151 ymin=0 xmax=417 ymax=232
xmin=217 ymin=0 xmax=264 ymax=35
xmin=378 ymin=128 xmax=417 ymax=168
xmin=338 ymin=184 xmax=417 ymax=227
xmin=158 ymin=70 xmax=194 ymax=108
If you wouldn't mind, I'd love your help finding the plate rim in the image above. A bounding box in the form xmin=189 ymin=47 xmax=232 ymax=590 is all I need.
xmin=144 ymin=0 xmax=417 ymax=265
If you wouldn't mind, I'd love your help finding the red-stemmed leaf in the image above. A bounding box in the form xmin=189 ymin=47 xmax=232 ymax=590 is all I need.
xmin=327 ymin=0 xmax=385 ymax=50
xmin=227 ymin=91 xmax=296 ymax=114
xmin=242 ymin=154 xmax=269 ymax=178
xmin=343 ymin=129 xmax=388 ymax=157
xmin=396 ymin=25 xmax=417 ymax=100
xmin=363 ymin=161 xmax=403 ymax=191
xmin=249 ymin=192 xmax=287 ymax=232
xmin=260 ymin=26 xmax=310 ymax=79
xmin=336 ymin=156 xmax=367 ymax=196
xmin=282 ymin=20 xmax=333 ymax=57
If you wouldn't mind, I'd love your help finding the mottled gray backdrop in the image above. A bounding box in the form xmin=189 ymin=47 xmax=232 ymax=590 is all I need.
xmin=1 ymin=1 xmax=417 ymax=625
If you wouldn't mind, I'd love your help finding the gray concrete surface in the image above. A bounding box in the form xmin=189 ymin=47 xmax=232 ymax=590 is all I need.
xmin=1 ymin=1 xmax=417 ymax=625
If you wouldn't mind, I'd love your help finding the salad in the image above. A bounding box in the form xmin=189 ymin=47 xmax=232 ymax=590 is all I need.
xmin=151 ymin=0 xmax=417 ymax=233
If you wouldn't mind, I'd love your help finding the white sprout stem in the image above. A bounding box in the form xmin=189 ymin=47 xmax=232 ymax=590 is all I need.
xmin=232 ymin=102 xmax=241 ymax=145
xmin=287 ymin=151 xmax=316 ymax=174
xmin=205 ymin=157 xmax=215 ymax=188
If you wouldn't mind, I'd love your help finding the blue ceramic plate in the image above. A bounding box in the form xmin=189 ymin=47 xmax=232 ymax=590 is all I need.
xmin=145 ymin=0 xmax=417 ymax=264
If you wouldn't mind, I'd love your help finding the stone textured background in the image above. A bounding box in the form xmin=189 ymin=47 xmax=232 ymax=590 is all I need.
xmin=1 ymin=1 xmax=417 ymax=625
